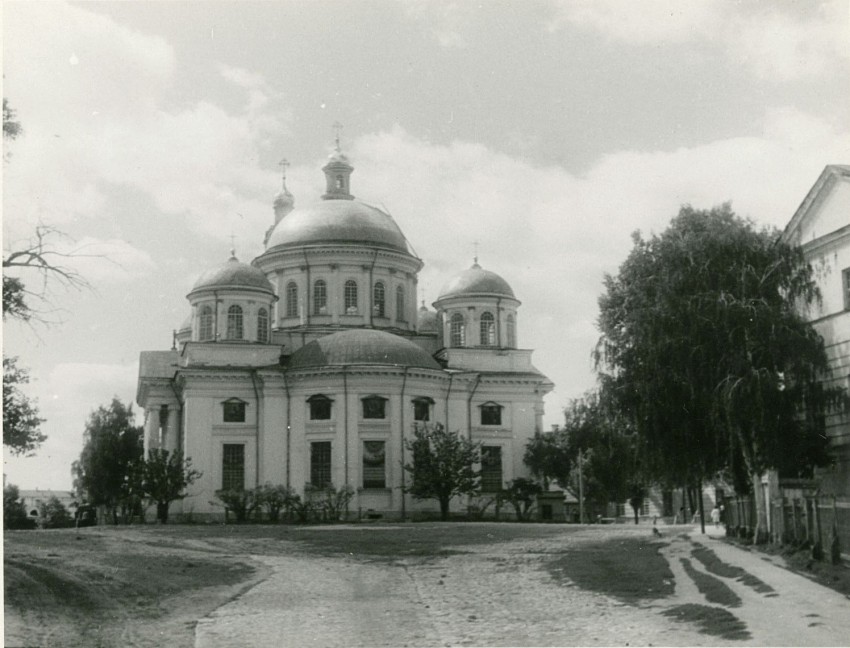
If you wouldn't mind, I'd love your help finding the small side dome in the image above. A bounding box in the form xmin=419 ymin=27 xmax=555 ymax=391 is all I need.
xmin=188 ymin=255 xmax=275 ymax=297
xmin=288 ymin=329 xmax=440 ymax=370
xmin=417 ymin=301 xmax=439 ymax=333
xmin=437 ymin=262 xmax=515 ymax=300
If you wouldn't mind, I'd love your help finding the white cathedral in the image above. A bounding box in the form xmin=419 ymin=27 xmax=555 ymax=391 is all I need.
xmin=137 ymin=144 xmax=553 ymax=520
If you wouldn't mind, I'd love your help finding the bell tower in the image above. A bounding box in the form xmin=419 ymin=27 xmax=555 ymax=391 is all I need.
xmin=322 ymin=122 xmax=354 ymax=200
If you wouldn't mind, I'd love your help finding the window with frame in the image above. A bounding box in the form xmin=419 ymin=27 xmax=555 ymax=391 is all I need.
xmin=257 ymin=308 xmax=269 ymax=342
xmin=286 ymin=282 xmax=298 ymax=318
xmin=313 ymin=280 xmax=328 ymax=315
xmin=226 ymin=305 xmax=243 ymax=339
xmin=843 ymin=268 xmax=850 ymax=311
xmin=362 ymin=440 xmax=386 ymax=488
xmin=480 ymin=311 xmax=496 ymax=346
xmin=480 ymin=402 xmax=502 ymax=426
xmin=199 ymin=305 xmax=214 ymax=341
xmin=396 ymin=285 xmax=405 ymax=321
xmin=307 ymin=394 xmax=333 ymax=420
xmin=222 ymin=399 xmax=247 ymax=422
xmin=450 ymin=313 xmax=465 ymax=347
xmin=362 ymin=395 xmax=387 ymax=419
xmin=344 ymin=280 xmax=358 ymax=314
xmin=222 ymin=444 xmax=245 ymax=490
xmin=373 ymin=281 xmax=385 ymax=317
xmin=507 ymin=314 xmax=516 ymax=348
xmin=310 ymin=441 xmax=332 ymax=488
xmin=413 ymin=396 xmax=433 ymax=422
xmin=481 ymin=446 xmax=503 ymax=492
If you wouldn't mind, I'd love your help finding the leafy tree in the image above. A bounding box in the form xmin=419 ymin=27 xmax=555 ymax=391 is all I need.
xmin=3 ymin=484 xmax=35 ymax=530
xmin=499 ymin=478 xmax=542 ymax=521
xmin=142 ymin=449 xmax=202 ymax=524
xmin=37 ymin=496 xmax=74 ymax=529
xmin=523 ymin=428 xmax=571 ymax=489
xmin=72 ymin=398 xmax=144 ymax=525
xmin=3 ymin=357 xmax=46 ymax=455
xmin=596 ymin=205 xmax=839 ymax=542
xmin=404 ymin=423 xmax=481 ymax=520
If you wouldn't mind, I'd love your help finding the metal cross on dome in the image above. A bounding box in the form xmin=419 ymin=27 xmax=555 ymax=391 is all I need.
xmin=332 ymin=121 xmax=343 ymax=152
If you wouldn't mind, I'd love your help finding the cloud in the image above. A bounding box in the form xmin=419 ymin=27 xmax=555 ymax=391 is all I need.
xmin=402 ymin=0 xmax=473 ymax=48
xmin=2 ymin=361 xmax=140 ymax=490
xmin=548 ymin=0 xmax=850 ymax=82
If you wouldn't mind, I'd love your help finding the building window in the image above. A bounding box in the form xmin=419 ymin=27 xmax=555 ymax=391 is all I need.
xmin=307 ymin=394 xmax=333 ymax=421
xmin=222 ymin=444 xmax=245 ymax=490
xmin=362 ymin=395 xmax=387 ymax=419
xmin=480 ymin=311 xmax=495 ymax=346
xmin=226 ymin=305 xmax=243 ymax=339
xmin=222 ymin=399 xmax=247 ymax=423
xmin=286 ymin=282 xmax=298 ymax=318
xmin=257 ymin=308 xmax=269 ymax=342
xmin=450 ymin=313 xmax=465 ymax=347
xmin=507 ymin=314 xmax=516 ymax=348
xmin=480 ymin=402 xmax=502 ymax=426
xmin=310 ymin=441 xmax=332 ymax=488
xmin=413 ymin=396 xmax=433 ymax=422
xmin=373 ymin=281 xmax=385 ymax=317
xmin=313 ymin=280 xmax=327 ymax=315
xmin=481 ymin=446 xmax=503 ymax=492
xmin=344 ymin=280 xmax=358 ymax=314
xmin=199 ymin=305 xmax=214 ymax=341
xmin=396 ymin=285 xmax=405 ymax=321
xmin=362 ymin=440 xmax=386 ymax=489
xmin=844 ymin=268 xmax=850 ymax=310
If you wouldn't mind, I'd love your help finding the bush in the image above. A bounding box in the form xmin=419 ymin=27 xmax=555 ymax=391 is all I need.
xmin=37 ymin=496 xmax=74 ymax=529
xmin=214 ymin=488 xmax=262 ymax=523
xmin=3 ymin=484 xmax=35 ymax=530
xmin=305 ymin=483 xmax=355 ymax=522
xmin=255 ymin=484 xmax=298 ymax=522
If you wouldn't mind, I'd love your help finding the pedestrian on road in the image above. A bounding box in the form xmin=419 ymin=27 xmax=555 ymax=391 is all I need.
xmin=711 ymin=505 xmax=721 ymax=527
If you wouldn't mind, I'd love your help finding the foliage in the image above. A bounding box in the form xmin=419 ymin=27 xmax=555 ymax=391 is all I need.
xmin=523 ymin=429 xmax=571 ymax=489
xmin=306 ymin=483 xmax=355 ymax=521
xmin=3 ymin=98 xmax=22 ymax=142
xmin=214 ymin=488 xmax=263 ymax=523
xmin=3 ymin=356 xmax=46 ymax=455
xmin=499 ymin=478 xmax=542 ymax=521
xmin=37 ymin=496 xmax=75 ymax=529
xmin=404 ymin=423 xmax=481 ymax=520
xmin=142 ymin=449 xmax=202 ymax=524
xmin=3 ymin=484 xmax=35 ymax=530
xmin=595 ymin=205 xmax=840 ymax=540
xmin=255 ymin=483 xmax=299 ymax=522
xmin=72 ymin=398 xmax=144 ymax=524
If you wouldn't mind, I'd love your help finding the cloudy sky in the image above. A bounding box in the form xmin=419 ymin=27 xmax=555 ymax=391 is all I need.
xmin=3 ymin=1 xmax=849 ymax=491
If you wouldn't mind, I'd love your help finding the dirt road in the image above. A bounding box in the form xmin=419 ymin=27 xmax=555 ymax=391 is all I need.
xmin=193 ymin=525 xmax=850 ymax=647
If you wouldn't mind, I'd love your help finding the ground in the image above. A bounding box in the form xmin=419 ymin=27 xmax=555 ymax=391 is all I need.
xmin=5 ymin=522 xmax=850 ymax=647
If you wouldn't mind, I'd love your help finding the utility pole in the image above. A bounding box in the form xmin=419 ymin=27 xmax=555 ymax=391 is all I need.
xmin=578 ymin=447 xmax=584 ymax=524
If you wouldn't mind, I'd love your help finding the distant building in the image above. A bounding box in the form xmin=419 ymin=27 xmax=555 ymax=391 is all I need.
xmin=781 ymin=164 xmax=850 ymax=497
xmin=19 ymin=490 xmax=77 ymax=519
xmin=137 ymin=144 xmax=553 ymax=520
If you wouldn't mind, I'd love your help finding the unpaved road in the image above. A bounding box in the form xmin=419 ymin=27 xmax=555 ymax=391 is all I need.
xmin=194 ymin=525 xmax=850 ymax=647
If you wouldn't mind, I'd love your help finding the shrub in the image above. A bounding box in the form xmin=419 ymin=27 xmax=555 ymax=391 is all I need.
xmin=306 ymin=483 xmax=355 ymax=522
xmin=3 ymin=484 xmax=35 ymax=530
xmin=214 ymin=488 xmax=262 ymax=523
xmin=37 ymin=496 xmax=74 ymax=529
xmin=255 ymin=484 xmax=298 ymax=522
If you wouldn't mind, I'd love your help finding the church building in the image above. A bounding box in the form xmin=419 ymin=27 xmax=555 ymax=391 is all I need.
xmin=137 ymin=143 xmax=553 ymax=520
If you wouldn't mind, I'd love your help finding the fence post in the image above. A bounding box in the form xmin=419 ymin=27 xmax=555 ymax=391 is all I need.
xmin=831 ymin=495 xmax=841 ymax=565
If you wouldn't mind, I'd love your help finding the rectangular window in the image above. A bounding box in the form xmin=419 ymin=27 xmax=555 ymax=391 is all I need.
xmin=480 ymin=404 xmax=502 ymax=426
xmin=362 ymin=440 xmax=386 ymax=489
xmin=843 ymin=268 xmax=850 ymax=311
xmin=413 ymin=398 xmax=431 ymax=422
xmin=222 ymin=444 xmax=245 ymax=490
xmin=310 ymin=441 xmax=332 ymax=488
xmin=362 ymin=396 xmax=386 ymax=419
xmin=223 ymin=401 xmax=246 ymax=422
xmin=481 ymin=446 xmax=503 ymax=492
xmin=308 ymin=396 xmax=332 ymax=420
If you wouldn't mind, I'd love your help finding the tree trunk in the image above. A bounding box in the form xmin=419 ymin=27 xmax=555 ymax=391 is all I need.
xmin=439 ymin=497 xmax=450 ymax=521
xmin=750 ymin=472 xmax=769 ymax=544
xmin=157 ymin=501 xmax=169 ymax=524
xmin=632 ymin=505 xmax=639 ymax=525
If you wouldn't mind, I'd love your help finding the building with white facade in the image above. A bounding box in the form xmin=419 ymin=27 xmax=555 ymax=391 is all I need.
xmin=137 ymin=146 xmax=553 ymax=520
xmin=781 ymin=164 xmax=850 ymax=497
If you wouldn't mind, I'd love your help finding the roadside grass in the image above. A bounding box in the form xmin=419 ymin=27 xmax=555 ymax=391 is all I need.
xmin=680 ymin=557 xmax=742 ymax=607
xmin=546 ymin=537 xmax=675 ymax=603
xmin=662 ymin=603 xmax=751 ymax=641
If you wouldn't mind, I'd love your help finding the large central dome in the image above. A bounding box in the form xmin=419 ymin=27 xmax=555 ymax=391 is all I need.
xmin=265 ymin=200 xmax=412 ymax=254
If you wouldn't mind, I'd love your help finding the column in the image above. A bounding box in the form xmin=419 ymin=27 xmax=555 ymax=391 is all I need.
xmin=164 ymin=407 xmax=180 ymax=453
xmin=144 ymin=407 xmax=161 ymax=454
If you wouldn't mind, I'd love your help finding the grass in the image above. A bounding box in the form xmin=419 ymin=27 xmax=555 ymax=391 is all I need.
xmin=662 ymin=603 xmax=751 ymax=641
xmin=546 ymin=537 xmax=675 ymax=603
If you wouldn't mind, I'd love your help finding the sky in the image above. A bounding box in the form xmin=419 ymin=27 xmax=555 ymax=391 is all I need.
xmin=3 ymin=0 xmax=849 ymax=491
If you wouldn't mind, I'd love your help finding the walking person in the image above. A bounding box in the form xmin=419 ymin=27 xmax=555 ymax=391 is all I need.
xmin=710 ymin=505 xmax=721 ymax=527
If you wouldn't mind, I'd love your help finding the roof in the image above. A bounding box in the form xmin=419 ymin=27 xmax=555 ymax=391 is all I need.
xmin=782 ymin=164 xmax=850 ymax=243
xmin=417 ymin=304 xmax=439 ymax=332
xmin=437 ymin=262 xmax=516 ymax=300
xmin=189 ymin=256 xmax=274 ymax=296
xmin=287 ymin=329 xmax=441 ymax=370
xmin=264 ymin=199 xmax=413 ymax=254
xmin=139 ymin=350 xmax=179 ymax=379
